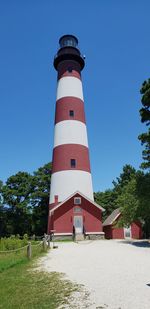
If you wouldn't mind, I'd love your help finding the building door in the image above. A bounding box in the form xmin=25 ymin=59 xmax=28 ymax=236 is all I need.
xmin=124 ymin=226 xmax=131 ymax=239
xmin=74 ymin=216 xmax=83 ymax=234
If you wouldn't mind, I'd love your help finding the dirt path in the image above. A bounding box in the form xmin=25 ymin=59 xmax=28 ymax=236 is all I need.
xmin=38 ymin=240 xmax=150 ymax=309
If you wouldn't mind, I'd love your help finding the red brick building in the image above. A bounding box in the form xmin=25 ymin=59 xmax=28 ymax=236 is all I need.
xmin=103 ymin=208 xmax=142 ymax=239
xmin=48 ymin=191 xmax=105 ymax=238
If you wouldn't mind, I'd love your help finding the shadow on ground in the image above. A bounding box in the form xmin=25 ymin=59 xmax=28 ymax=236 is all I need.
xmin=119 ymin=240 xmax=150 ymax=248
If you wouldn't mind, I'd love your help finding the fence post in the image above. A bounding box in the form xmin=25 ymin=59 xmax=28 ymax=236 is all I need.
xmin=27 ymin=242 xmax=32 ymax=259
xmin=48 ymin=236 xmax=50 ymax=249
xmin=42 ymin=238 xmax=47 ymax=251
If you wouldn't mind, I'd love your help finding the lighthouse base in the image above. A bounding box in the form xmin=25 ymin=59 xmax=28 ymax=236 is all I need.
xmin=48 ymin=191 xmax=104 ymax=237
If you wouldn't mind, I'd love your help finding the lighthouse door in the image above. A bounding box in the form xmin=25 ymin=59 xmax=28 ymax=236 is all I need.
xmin=74 ymin=216 xmax=83 ymax=234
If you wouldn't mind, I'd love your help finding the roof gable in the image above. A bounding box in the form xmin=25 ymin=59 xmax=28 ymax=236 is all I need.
xmin=50 ymin=191 xmax=105 ymax=213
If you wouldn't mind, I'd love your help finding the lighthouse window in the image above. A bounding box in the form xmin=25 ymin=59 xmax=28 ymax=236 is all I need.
xmin=70 ymin=159 xmax=76 ymax=168
xmin=68 ymin=67 xmax=73 ymax=73
xmin=69 ymin=110 xmax=74 ymax=117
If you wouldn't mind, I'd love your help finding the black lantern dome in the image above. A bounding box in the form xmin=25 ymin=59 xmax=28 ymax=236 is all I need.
xmin=54 ymin=34 xmax=85 ymax=71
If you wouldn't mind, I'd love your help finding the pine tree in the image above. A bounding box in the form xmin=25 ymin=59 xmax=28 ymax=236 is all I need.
xmin=138 ymin=79 xmax=150 ymax=169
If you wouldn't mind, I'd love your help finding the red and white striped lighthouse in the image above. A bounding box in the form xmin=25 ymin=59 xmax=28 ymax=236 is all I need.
xmin=47 ymin=35 xmax=104 ymax=237
xmin=50 ymin=35 xmax=93 ymax=204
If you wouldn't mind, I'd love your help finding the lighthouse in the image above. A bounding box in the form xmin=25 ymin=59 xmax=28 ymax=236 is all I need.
xmin=48 ymin=35 xmax=104 ymax=239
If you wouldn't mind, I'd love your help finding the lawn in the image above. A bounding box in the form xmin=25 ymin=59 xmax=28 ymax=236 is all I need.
xmin=0 ymin=240 xmax=79 ymax=309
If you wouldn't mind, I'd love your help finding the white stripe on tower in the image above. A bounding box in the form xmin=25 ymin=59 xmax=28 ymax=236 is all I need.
xmin=54 ymin=120 xmax=88 ymax=147
xmin=50 ymin=171 xmax=93 ymax=203
xmin=57 ymin=76 xmax=84 ymax=100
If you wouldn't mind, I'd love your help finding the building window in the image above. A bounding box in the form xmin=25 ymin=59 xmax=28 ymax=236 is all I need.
xmin=74 ymin=197 xmax=81 ymax=205
xmin=74 ymin=206 xmax=82 ymax=212
xmin=70 ymin=159 xmax=76 ymax=168
xmin=69 ymin=110 xmax=74 ymax=117
xmin=68 ymin=67 xmax=73 ymax=73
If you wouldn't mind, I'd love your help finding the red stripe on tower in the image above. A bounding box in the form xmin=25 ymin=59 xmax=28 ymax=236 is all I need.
xmin=57 ymin=60 xmax=81 ymax=80
xmin=55 ymin=97 xmax=85 ymax=124
xmin=52 ymin=144 xmax=91 ymax=173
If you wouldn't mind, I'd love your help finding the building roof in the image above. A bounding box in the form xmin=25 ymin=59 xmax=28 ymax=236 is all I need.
xmin=103 ymin=208 xmax=121 ymax=226
xmin=50 ymin=191 xmax=105 ymax=214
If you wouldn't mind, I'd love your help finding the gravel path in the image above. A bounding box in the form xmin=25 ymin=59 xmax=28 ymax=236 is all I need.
xmin=38 ymin=240 xmax=150 ymax=309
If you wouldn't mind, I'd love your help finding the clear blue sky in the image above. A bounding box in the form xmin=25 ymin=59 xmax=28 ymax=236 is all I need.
xmin=0 ymin=0 xmax=149 ymax=192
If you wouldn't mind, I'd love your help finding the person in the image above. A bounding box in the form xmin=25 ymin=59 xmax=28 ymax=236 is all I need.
xmin=73 ymin=225 xmax=75 ymax=241
xmin=83 ymin=225 xmax=86 ymax=239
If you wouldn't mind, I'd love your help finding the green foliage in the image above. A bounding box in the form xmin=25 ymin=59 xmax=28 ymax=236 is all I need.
xmin=94 ymin=189 xmax=117 ymax=220
xmin=2 ymin=172 xmax=33 ymax=235
xmin=0 ymin=162 xmax=51 ymax=237
xmin=114 ymin=172 xmax=150 ymax=236
xmin=95 ymin=164 xmax=150 ymax=237
xmin=116 ymin=178 xmax=140 ymax=225
xmin=0 ymin=180 xmax=3 ymax=205
xmin=31 ymin=162 xmax=52 ymax=235
xmin=112 ymin=164 xmax=137 ymax=192
xmin=140 ymin=78 xmax=150 ymax=125
xmin=0 ymin=237 xmax=27 ymax=251
xmin=0 ymin=236 xmax=40 ymax=251
xmin=0 ymin=181 xmax=7 ymax=237
xmin=23 ymin=233 xmax=28 ymax=240
xmin=94 ymin=165 xmax=139 ymax=221
xmin=136 ymin=172 xmax=150 ymax=237
xmin=138 ymin=78 xmax=150 ymax=169
xmin=139 ymin=128 xmax=150 ymax=169
xmin=136 ymin=173 xmax=150 ymax=218
xmin=112 ymin=166 xmax=145 ymax=226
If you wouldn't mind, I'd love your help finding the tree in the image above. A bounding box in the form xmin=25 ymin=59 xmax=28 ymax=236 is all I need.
xmin=136 ymin=172 xmax=150 ymax=237
xmin=0 ymin=180 xmax=3 ymax=205
xmin=116 ymin=178 xmax=140 ymax=226
xmin=0 ymin=180 xmax=7 ymax=237
xmin=1 ymin=162 xmax=52 ymax=236
xmin=112 ymin=164 xmax=137 ymax=193
xmin=115 ymin=172 xmax=150 ymax=237
xmin=94 ymin=189 xmax=117 ymax=220
xmin=94 ymin=165 xmax=138 ymax=221
xmin=138 ymin=79 xmax=150 ymax=169
xmin=2 ymin=172 xmax=33 ymax=235
xmin=31 ymin=162 xmax=52 ymax=235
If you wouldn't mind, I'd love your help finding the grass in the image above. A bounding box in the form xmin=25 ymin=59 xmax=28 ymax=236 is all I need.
xmin=0 ymin=244 xmax=79 ymax=309
xmin=0 ymin=242 xmax=43 ymax=272
xmin=54 ymin=238 xmax=73 ymax=242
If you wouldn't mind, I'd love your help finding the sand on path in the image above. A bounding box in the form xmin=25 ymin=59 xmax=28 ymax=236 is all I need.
xmin=38 ymin=240 xmax=150 ymax=309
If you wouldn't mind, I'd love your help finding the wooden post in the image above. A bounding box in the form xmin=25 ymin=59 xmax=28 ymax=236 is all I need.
xmin=42 ymin=238 xmax=47 ymax=251
xmin=48 ymin=236 xmax=50 ymax=249
xmin=27 ymin=242 xmax=32 ymax=259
